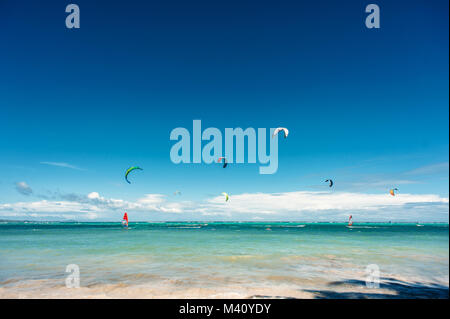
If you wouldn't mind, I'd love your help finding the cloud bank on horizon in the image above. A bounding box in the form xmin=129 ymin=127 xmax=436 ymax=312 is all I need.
xmin=1 ymin=190 xmax=448 ymax=222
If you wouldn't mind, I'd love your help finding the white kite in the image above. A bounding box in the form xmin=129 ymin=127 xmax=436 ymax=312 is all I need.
xmin=272 ymin=127 xmax=289 ymax=138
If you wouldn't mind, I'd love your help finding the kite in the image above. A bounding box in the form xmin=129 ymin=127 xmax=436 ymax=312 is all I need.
xmin=389 ymin=188 xmax=398 ymax=196
xmin=217 ymin=157 xmax=228 ymax=168
xmin=222 ymin=192 xmax=229 ymax=202
xmin=125 ymin=166 xmax=143 ymax=184
xmin=272 ymin=127 xmax=289 ymax=138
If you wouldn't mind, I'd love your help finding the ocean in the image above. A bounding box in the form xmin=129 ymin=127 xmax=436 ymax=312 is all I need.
xmin=0 ymin=222 xmax=448 ymax=298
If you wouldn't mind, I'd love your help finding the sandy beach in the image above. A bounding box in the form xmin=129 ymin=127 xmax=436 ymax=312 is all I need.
xmin=1 ymin=274 xmax=448 ymax=299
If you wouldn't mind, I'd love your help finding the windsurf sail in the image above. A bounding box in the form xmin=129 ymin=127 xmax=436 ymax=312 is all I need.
xmin=122 ymin=212 xmax=129 ymax=227
xmin=348 ymin=215 xmax=353 ymax=226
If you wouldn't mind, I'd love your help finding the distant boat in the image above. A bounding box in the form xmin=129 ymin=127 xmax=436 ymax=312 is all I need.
xmin=122 ymin=212 xmax=129 ymax=228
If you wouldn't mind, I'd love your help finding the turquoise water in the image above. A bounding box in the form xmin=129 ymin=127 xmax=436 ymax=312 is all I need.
xmin=0 ymin=222 xmax=448 ymax=297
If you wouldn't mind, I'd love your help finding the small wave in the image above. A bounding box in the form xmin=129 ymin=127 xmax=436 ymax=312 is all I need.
xmin=168 ymin=226 xmax=201 ymax=229
xmin=347 ymin=226 xmax=379 ymax=229
xmin=279 ymin=225 xmax=306 ymax=228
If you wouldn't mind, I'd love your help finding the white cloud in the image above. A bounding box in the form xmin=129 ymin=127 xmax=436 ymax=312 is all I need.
xmin=40 ymin=162 xmax=84 ymax=170
xmin=350 ymin=180 xmax=418 ymax=188
xmin=0 ymin=200 xmax=100 ymax=214
xmin=136 ymin=194 xmax=166 ymax=205
xmin=405 ymin=162 xmax=449 ymax=176
xmin=87 ymin=192 xmax=100 ymax=200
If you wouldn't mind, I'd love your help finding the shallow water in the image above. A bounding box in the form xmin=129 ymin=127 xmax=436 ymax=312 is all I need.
xmin=0 ymin=222 xmax=448 ymax=298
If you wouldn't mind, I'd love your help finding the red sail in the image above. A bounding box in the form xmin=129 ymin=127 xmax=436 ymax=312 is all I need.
xmin=123 ymin=212 xmax=128 ymax=224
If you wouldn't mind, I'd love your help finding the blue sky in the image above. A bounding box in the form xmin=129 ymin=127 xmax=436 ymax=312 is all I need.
xmin=0 ymin=0 xmax=448 ymax=221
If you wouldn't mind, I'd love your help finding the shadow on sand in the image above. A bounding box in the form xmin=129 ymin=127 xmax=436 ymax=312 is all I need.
xmin=249 ymin=277 xmax=449 ymax=299
xmin=304 ymin=277 xmax=449 ymax=299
